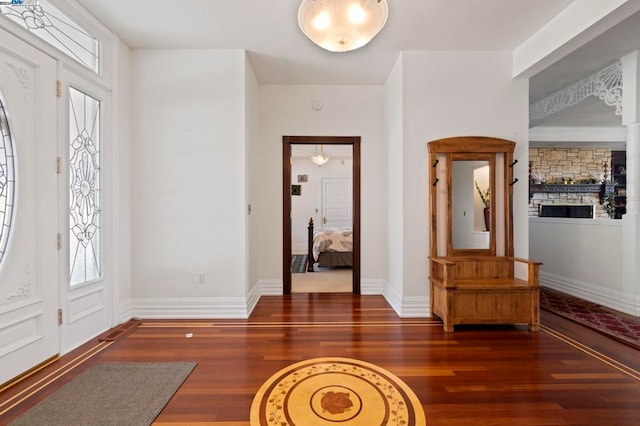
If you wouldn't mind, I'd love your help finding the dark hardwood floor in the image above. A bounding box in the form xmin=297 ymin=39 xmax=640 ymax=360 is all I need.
xmin=1 ymin=294 xmax=639 ymax=425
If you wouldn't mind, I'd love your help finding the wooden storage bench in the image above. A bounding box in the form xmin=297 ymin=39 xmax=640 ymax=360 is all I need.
xmin=429 ymin=256 xmax=541 ymax=332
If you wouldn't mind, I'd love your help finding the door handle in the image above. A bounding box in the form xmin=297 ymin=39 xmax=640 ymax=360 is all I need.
xmin=323 ymin=216 xmax=327 ymax=225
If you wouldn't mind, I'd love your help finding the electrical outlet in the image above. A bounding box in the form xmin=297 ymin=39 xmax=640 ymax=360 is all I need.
xmin=197 ymin=272 xmax=205 ymax=284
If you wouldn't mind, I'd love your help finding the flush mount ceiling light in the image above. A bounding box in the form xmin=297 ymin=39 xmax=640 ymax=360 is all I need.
xmin=298 ymin=0 xmax=389 ymax=53
xmin=310 ymin=145 xmax=329 ymax=166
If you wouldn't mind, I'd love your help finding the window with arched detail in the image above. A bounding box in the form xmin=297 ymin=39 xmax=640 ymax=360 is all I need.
xmin=0 ymin=94 xmax=16 ymax=266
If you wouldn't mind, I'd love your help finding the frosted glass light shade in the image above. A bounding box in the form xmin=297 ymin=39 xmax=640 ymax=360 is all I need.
xmin=298 ymin=0 xmax=389 ymax=52
xmin=310 ymin=145 xmax=329 ymax=165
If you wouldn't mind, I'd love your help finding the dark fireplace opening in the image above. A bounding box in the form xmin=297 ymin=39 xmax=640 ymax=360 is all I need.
xmin=539 ymin=204 xmax=594 ymax=218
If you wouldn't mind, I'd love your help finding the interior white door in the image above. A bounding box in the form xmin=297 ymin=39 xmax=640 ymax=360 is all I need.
xmin=322 ymin=178 xmax=352 ymax=228
xmin=0 ymin=27 xmax=58 ymax=384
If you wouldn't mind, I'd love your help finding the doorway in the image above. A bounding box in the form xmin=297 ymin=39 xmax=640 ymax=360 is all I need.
xmin=282 ymin=136 xmax=361 ymax=295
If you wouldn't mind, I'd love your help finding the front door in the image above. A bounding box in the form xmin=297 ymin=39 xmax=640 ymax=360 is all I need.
xmin=0 ymin=27 xmax=58 ymax=384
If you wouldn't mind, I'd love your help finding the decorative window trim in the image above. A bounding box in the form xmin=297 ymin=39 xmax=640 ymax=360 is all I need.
xmin=530 ymin=62 xmax=623 ymax=123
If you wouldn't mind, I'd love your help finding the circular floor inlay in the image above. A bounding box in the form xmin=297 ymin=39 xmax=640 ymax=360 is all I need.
xmin=250 ymin=357 xmax=426 ymax=425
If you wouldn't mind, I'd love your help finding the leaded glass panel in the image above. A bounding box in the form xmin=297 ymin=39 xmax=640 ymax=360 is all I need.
xmin=0 ymin=95 xmax=16 ymax=267
xmin=0 ymin=1 xmax=99 ymax=73
xmin=69 ymin=87 xmax=100 ymax=286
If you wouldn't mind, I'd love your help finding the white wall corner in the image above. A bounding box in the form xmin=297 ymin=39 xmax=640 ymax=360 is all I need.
xmin=117 ymin=299 xmax=133 ymax=325
xmin=259 ymin=279 xmax=283 ymax=296
xmin=382 ymin=285 xmax=402 ymax=317
xmin=245 ymin=284 xmax=261 ymax=317
xmin=361 ymin=279 xmax=385 ymax=295
xmin=540 ymin=271 xmax=639 ymax=316
xmin=130 ymin=297 xmax=251 ymax=319
xmin=398 ymin=297 xmax=430 ymax=318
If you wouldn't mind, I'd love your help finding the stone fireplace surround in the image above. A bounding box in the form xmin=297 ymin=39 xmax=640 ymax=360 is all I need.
xmin=529 ymin=148 xmax=612 ymax=218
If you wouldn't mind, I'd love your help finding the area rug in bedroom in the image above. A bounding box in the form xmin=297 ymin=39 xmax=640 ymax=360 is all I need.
xmin=11 ymin=362 xmax=196 ymax=426
xmin=540 ymin=287 xmax=640 ymax=349
xmin=251 ymin=357 xmax=426 ymax=425
xmin=291 ymin=254 xmax=308 ymax=273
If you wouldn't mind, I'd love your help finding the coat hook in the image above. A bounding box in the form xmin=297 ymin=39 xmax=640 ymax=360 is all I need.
xmin=432 ymin=177 xmax=439 ymax=186
xmin=432 ymin=159 xmax=439 ymax=167
xmin=509 ymin=159 xmax=518 ymax=168
xmin=509 ymin=178 xmax=519 ymax=186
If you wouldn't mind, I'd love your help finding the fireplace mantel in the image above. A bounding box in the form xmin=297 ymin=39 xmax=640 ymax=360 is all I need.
xmin=529 ymin=183 xmax=616 ymax=204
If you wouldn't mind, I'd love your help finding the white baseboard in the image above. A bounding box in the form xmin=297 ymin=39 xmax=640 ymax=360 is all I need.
xmin=126 ymin=279 xmax=436 ymax=320
xmin=399 ymin=297 xmax=430 ymax=318
xmin=383 ymin=286 xmax=430 ymax=318
xmin=245 ymin=284 xmax=261 ymax=316
xmin=361 ymin=279 xmax=384 ymax=295
xmin=259 ymin=279 xmax=283 ymax=295
xmin=118 ymin=300 xmax=132 ymax=324
xmin=383 ymin=286 xmax=402 ymax=316
xmin=541 ymin=271 xmax=639 ymax=316
xmin=130 ymin=297 xmax=251 ymax=319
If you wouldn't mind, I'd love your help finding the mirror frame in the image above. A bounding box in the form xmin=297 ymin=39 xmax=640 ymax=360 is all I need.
xmin=448 ymin=153 xmax=496 ymax=256
xmin=428 ymin=136 xmax=515 ymax=259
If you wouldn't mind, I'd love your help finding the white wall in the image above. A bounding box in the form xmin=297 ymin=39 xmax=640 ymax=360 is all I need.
xmin=529 ymin=218 xmax=634 ymax=313
xmin=245 ymin=52 xmax=260 ymax=298
xmin=385 ymin=56 xmax=404 ymax=304
xmin=130 ymin=49 xmax=248 ymax=304
xmin=256 ymin=85 xmax=387 ymax=290
xmin=114 ymin=39 xmax=132 ymax=323
xmin=396 ymin=51 xmax=530 ymax=310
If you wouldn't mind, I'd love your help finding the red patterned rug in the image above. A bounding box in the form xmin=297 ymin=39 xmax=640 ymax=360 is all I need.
xmin=540 ymin=287 xmax=640 ymax=350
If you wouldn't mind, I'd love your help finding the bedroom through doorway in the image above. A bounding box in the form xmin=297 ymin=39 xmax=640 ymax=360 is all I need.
xmin=282 ymin=136 xmax=361 ymax=294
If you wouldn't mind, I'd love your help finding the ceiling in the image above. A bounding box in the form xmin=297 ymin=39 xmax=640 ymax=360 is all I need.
xmin=75 ymin=0 xmax=640 ymax=130
xmin=529 ymin=8 xmax=640 ymax=129
xmin=76 ymin=0 xmax=573 ymax=85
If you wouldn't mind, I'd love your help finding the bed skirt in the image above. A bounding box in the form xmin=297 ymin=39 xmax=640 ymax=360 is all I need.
xmin=316 ymin=251 xmax=353 ymax=268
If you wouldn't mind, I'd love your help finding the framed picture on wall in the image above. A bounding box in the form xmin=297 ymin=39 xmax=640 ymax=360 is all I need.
xmin=297 ymin=174 xmax=308 ymax=183
xmin=291 ymin=184 xmax=302 ymax=196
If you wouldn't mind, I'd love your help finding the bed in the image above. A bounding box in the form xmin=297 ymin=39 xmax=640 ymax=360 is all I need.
xmin=307 ymin=218 xmax=353 ymax=272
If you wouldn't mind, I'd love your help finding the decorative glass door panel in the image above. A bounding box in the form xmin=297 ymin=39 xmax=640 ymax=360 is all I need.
xmin=69 ymin=87 xmax=101 ymax=286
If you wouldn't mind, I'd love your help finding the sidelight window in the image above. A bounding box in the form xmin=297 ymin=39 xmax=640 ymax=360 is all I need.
xmin=69 ymin=87 xmax=101 ymax=286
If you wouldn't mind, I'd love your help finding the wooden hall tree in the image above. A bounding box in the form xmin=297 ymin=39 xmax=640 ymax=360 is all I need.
xmin=427 ymin=137 xmax=542 ymax=332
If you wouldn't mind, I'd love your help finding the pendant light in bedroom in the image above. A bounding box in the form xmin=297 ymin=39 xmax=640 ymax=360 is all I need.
xmin=310 ymin=145 xmax=329 ymax=166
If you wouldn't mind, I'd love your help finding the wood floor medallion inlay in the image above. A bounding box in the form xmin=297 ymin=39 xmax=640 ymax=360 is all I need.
xmin=250 ymin=357 xmax=426 ymax=426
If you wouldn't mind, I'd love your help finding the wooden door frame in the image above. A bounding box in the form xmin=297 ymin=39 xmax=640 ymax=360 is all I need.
xmin=283 ymin=135 xmax=361 ymax=294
